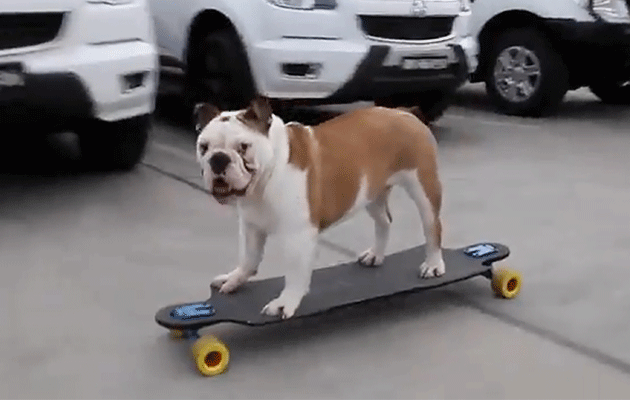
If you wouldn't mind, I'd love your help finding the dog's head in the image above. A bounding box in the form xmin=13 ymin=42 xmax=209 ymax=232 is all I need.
xmin=195 ymin=96 xmax=276 ymax=205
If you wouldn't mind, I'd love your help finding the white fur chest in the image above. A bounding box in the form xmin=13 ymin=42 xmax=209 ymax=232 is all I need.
xmin=239 ymin=162 xmax=311 ymax=235
xmin=238 ymin=200 xmax=279 ymax=232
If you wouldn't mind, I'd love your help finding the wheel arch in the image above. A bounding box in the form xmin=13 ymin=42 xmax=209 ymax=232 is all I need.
xmin=473 ymin=10 xmax=563 ymax=82
xmin=184 ymin=8 xmax=259 ymax=94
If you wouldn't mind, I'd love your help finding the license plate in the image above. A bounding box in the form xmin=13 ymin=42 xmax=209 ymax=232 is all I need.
xmin=401 ymin=57 xmax=449 ymax=71
xmin=0 ymin=63 xmax=26 ymax=102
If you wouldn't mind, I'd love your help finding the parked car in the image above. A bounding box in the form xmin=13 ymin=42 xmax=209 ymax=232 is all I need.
xmin=0 ymin=0 xmax=159 ymax=171
xmin=468 ymin=0 xmax=630 ymax=117
xmin=150 ymin=0 xmax=478 ymax=123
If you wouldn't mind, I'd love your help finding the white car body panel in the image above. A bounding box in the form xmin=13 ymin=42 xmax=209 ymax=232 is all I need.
xmin=468 ymin=0 xmax=595 ymax=41
xmin=0 ymin=0 xmax=158 ymax=122
xmin=150 ymin=0 xmax=478 ymax=100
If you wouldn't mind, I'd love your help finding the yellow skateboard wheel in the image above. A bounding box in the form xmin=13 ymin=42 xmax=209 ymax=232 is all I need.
xmin=191 ymin=335 xmax=230 ymax=376
xmin=491 ymin=267 xmax=522 ymax=299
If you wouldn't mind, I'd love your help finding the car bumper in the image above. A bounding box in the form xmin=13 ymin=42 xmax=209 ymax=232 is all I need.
xmin=546 ymin=19 xmax=630 ymax=81
xmin=0 ymin=40 xmax=158 ymax=125
xmin=328 ymin=44 xmax=469 ymax=103
xmin=458 ymin=35 xmax=479 ymax=75
xmin=253 ymin=37 xmax=469 ymax=102
xmin=0 ymin=69 xmax=92 ymax=127
xmin=546 ymin=19 xmax=630 ymax=45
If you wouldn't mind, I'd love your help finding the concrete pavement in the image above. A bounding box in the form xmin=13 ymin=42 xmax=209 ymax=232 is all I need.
xmin=2 ymin=84 xmax=630 ymax=398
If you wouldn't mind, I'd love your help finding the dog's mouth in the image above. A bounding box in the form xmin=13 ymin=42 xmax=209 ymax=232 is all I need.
xmin=211 ymin=177 xmax=248 ymax=198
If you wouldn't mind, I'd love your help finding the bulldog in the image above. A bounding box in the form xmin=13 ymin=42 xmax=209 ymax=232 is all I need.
xmin=194 ymin=97 xmax=445 ymax=319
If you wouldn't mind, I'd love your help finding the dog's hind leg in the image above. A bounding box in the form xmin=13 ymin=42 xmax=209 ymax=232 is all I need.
xmin=358 ymin=188 xmax=392 ymax=267
xmin=401 ymin=169 xmax=445 ymax=278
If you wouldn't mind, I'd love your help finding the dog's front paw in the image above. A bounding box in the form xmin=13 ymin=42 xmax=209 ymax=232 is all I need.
xmin=261 ymin=291 xmax=304 ymax=319
xmin=358 ymin=248 xmax=384 ymax=267
xmin=210 ymin=273 xmax=231 ymax=289
xmin=210 ymin=269 xmax=249 ymax=294
xmin=420 ymin=258 xmax=446 ymax=279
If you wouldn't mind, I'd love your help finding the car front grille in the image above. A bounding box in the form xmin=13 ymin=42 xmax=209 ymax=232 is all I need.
xmin=359 ymin=15 xmax=455 ymax=41
xmin=0 ymin=13 xmax=66 ymax=51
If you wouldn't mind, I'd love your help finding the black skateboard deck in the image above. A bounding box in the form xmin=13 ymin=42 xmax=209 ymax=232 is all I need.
xmin=155 ymin=242 xmax=513 ymax=332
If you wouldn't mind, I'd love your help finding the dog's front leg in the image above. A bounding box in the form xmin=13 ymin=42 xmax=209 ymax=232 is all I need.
xmin=211 ymin=215 xmax=267 ymax=294
xmin=261 ymin=228 xmax=318 ymax=319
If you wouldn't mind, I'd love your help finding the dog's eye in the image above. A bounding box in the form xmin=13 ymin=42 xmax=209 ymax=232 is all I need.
xmin=239 ymin=143 xmax=250 ymax=153
xmin=199 ymin=143 xmax=209 ymax=156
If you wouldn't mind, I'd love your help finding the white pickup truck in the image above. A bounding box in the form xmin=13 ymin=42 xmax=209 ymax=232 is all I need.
xmin=150 ymin=0 xmax=478 ymax=123
xmin=468 ymin=0 xmax=630 ymax=116
xmin=0 ymin=0 xmax=158 ymax=171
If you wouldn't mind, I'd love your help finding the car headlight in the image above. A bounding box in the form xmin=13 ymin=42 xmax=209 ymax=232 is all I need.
xmin=575 ymin=0 xmax=630 ymax=22
xmin=267 ymin=0 xmax=337 ymax=10
xmin=592 ymin=0 xmax=630 ymax=22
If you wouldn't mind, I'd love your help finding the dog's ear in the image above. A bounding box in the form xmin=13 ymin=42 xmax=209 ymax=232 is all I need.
xmin=194 ymin=103 xmax=221 ymax=133
xmin=240 ymin=95 xmax=273 ymax=135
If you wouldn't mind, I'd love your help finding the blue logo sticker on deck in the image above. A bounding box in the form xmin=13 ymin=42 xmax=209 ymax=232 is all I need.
xmin=464 ymin=244 xmax=498 ymax=258
xmin=170 ymin=303 xmax=215 ymax=320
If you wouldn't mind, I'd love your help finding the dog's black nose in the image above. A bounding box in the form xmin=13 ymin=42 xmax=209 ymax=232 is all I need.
xmin=209 ymin=152 xmax=231 ymax=174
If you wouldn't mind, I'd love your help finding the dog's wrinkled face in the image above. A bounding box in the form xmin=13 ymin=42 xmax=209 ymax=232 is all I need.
xmin=195 ymin=97 xmax=275 ymax=205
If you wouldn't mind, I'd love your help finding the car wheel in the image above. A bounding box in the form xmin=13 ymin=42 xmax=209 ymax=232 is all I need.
xmin=589 ymin=79 xmax=630 ymax=105
xmin=77 ymin=115 xmax=150 ymax=171
xmin=485 ymin=27 xmax=569 ymax=117
xmin=186 ymin=27 xmax=257 ymax=111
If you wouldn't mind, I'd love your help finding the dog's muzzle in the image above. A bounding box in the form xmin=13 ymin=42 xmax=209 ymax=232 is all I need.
xmin=209 ymin=152 xmax=231 ymax=175
xmin=211 ymin=176 xmax=248 ymax=199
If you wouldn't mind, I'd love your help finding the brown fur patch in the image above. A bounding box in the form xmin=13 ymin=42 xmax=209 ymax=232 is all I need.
xmin=286 ymin=106 xmax=440 ymax=233
xmin=236 ymin=96 xmax=273 ymax=135
xmin=194 ymin=103 xmax=221 ymax=132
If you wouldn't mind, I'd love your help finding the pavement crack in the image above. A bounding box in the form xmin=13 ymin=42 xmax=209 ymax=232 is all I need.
xmin=318 ymin=239 xmax=358 ymax=259
xmin=144 ymin=159 xmax=630 ymax=373
xmin=141 ymin=162 xmax=209 ymax=194
xmin=450 ymin=292 xmax=630 ymax=376
xmin=142 ymin=162 xmax=362 ymax=260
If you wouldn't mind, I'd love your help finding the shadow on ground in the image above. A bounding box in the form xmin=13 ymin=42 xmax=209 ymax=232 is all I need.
xmin=0 ymin=127 xmax=138 ymax=217
xmin=0 ymin=131 xmax=84 ymax=177
xmin=451 ymin=83 xmax=630 ymax=122
xmin=159 ymin=287 xmax=460 ymax=374
xmin=154 ymin=93 xmax=345 ymax=131
xmin=3 ymin=84 xmax=626 ymax=182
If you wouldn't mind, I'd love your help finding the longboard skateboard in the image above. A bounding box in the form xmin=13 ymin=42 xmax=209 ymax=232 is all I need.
xmin=155 ymin=242 xmax=521 ymax=376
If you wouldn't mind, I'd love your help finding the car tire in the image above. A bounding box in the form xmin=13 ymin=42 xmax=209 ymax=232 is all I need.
xmin=77 ymin=115 xmax=151 ymax=171
xmin=484 ymin=27 xmax=569 ymax=117
xmin=185 ymin=27 xmax=257 ymax=111
xmin=589 ymin=79 xmax=630 ymax=105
